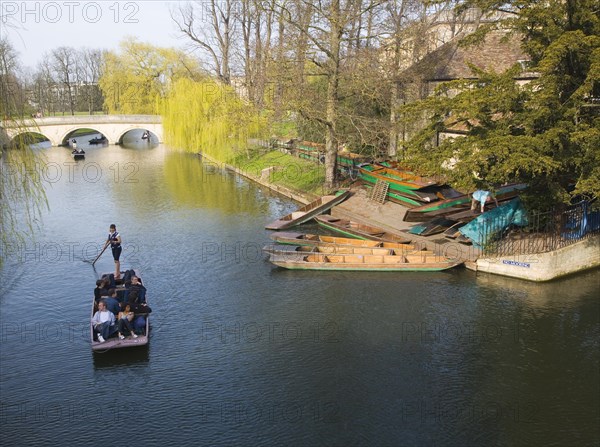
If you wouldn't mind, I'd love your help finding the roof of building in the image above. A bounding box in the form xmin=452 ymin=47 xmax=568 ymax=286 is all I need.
xmin=400 ymin=30 xmax=530 ymax=82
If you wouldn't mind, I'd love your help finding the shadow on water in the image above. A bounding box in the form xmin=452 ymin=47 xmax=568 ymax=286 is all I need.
xmin=475 ymin=267 xmax=600 ymax=307
xmin=92 ymin=345 xmax=149 ymax=369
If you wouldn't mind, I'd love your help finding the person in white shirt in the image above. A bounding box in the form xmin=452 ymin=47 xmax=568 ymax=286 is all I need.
xmin=91 ymin=301 xmax=115 ymax=343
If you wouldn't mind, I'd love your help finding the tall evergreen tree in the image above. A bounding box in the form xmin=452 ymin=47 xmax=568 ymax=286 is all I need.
xmin=401 ymin=0 xmax=600 ymax=207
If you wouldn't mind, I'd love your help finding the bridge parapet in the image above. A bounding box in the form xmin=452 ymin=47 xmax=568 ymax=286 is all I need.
xmin=0 ymin=115 xmax=163 ymax=146
xmin=1 ymin=114 xmax=162 ymax=128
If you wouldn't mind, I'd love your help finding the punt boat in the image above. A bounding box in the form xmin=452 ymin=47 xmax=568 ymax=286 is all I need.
xmin=269 ymin=252 xmax=462 ymax=271
xmin=270 ymin=232 xmax=425 ymax=251
xmin=90 ymin=270 xmax=150 ymax=351
xmin=314 ymin=215 xmax=412 ymax=244
xmin=265 ymin=190 xmax=351 ymax=230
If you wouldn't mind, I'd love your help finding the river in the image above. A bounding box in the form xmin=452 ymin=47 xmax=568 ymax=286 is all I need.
xmin=1 ymin=142 xmax=598 ymax=446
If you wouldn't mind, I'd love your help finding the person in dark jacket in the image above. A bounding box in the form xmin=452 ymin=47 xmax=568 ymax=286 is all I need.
xmin=102 ymin=224 xmax=122 ymax=279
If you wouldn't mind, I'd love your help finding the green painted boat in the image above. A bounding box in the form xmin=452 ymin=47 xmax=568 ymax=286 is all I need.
xmin=403 ymin=183 xmax=528 ymax=222
xmin=363 ymin=184 xmax=423 ymax=207
xmin=358 ymin=164 xmax=438 ymax=191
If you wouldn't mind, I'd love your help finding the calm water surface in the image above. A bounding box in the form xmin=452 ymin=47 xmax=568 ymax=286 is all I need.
xmin=1 ymin=144 xmax=598 ymax=446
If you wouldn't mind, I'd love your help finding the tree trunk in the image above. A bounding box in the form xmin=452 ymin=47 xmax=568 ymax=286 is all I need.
xmin=324 ymin=0 xmax=341 ymax=190
xmin=325 ymin=72 xmax=339 ymax=188
xmin=389 ymin=79 xmax=399 ymax=158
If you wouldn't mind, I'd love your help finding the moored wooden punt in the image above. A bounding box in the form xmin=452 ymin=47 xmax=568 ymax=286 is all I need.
xmin=269 ymin=252 xmax=462 ymax=271
xmin=90 ymin=270 xmax=149 ymax=352
xmin=315 ymin=215 xmax=412 ymax=244
xmin=264 ymin=244 xmax=435 ymax=260
xmin=358 ymin=164 xmax=439 ymax=191
xmin=265 ymin=190 xmax=351 ymax=230
xmin=270 ymin=231 xmax=423 ymax=251
xmin=264 ymin=244 xmax=393 ymax=256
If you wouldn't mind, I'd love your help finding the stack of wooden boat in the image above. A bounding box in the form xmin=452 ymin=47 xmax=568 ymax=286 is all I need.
xmin=357 ymin=163 xmax=464 ymax=208
xmin=264 ymin=232 xmax=461 ymax=271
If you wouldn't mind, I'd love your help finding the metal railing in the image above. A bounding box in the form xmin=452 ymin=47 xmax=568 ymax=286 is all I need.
xmin=482 ymin=201 xmax=600 ymax=257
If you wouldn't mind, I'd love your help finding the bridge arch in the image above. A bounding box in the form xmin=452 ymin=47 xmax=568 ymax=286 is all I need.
xmin=60 ymin=127 xmax=106 ymax=146
xmin=8 ymin=130 xmax=53 ymax=147
xmin=115 ymin=126 xmax=160 ymax=145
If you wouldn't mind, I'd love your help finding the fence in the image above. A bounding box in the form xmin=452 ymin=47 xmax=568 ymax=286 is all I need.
xmin=482 ymin=200 xmax=600 ymax=257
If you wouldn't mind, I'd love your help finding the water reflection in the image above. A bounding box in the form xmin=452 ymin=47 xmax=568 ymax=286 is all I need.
xmin=1 ymin=144 xmax=597 ymax=446
xmin=29 ymin=140 xmax=52 ymax=150
xmin=475 ymin=268 xmax=600 ymax=307
xmin=163 ymin=152 xmax=269 ymax=214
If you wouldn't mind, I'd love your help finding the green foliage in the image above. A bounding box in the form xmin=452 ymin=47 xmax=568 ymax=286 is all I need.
xmin=231 ymin=148 xmax=326 ymax=195
xmin=0 ymin=133 xmax=48 ymax=268
xmin=98 ymin=38 xmax=203 ymax=114
xmin=1 ymin=37 xmax=48 ymax=268
xmin=160 ymin=78 xmax=267 ymax=162
xmin=270 ymin=118 xmax=298 ymax=139
xmin=401 ymin=0 xmax=600 ymax=208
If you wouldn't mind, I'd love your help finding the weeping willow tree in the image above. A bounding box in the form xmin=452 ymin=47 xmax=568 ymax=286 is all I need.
xmin=99 ymin=38 xmax=204 ymax=114
xmin=0 ymin=134 xmax=49 ymax=267
xmin=160 ymin=78 xmax=266 ymax=161
xmin=1 ymin=39 xmax=48 ymax=268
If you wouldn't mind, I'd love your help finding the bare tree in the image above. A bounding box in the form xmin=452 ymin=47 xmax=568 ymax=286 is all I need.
xmin=51 ymin=47 xmax=78 ymax=115
xmin=382 ymin=0 xmax=475 ymax=157
xmin=273 ymin=0 xmax=386 ymax=188
xmin=77 ymin=48 xmax=104 ymax=114
xmin=239 ymin=0 xmax=275 ymax=106
xmin=0 ymin=37 xmax=25 ymax=117
xmin=171 ymin=1 xmax=235 ymax=85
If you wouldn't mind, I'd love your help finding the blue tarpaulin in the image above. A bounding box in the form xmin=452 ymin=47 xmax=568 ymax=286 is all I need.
xmin=459 ymin=198 xmax=528 ymax=248
xmin=561 ymin=200 xmax=600 ymax=239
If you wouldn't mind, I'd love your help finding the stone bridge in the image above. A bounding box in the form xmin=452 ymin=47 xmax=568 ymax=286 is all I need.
xmin=1 ymin=115 xmax=163 ymax=146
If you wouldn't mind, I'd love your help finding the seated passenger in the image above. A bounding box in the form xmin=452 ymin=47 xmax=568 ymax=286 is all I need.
xmin=94 ymin=279 xmax=110 ymax=303
xmin=101 ymin=273 xmax=116 ymax=288
xmin=91 ymin=301 xmax=115 ymax=343
xmin=117 ymin=303 xmax=138 ymax=340
xmin=102 ymin=289 xmax=121 ymax=314
xmin=129 ymin=300 xmax=152 ymax=315
xmin=127 ymin=276 xmax=147 ymax=303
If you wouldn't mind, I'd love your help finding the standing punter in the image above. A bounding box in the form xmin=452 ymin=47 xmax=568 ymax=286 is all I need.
xmin=104 ymin=224 xmax=122 ymax=279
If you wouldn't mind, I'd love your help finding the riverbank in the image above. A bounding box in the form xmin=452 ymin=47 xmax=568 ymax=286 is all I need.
xmin=199 ymin=145 xmax=328 ymax=204
xmin=199 ymin=145 xmax=600 ymax=281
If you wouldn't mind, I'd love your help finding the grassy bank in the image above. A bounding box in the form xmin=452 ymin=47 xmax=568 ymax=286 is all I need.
xmin=230 ymin=146 xmax=326 ymax=197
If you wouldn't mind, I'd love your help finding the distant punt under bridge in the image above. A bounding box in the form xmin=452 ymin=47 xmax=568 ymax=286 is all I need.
xmin=1 ymin=115 xmax=163 ymax=147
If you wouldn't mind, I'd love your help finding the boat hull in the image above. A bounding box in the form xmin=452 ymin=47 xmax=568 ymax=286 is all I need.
xmin=315 ymin=215 xmax=411 ymax=244
xmin=265 ymin=190 xmax=351 ymax=230
xmin=403 ymin=183 xmax=528 ymax=222
xmin=269 ymin=253 xmax=461 ymax=271
xmin=358 ymin=164 xmax=438 ymax=191
xmin=269 ymin=232 xmax=424 ymax=251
